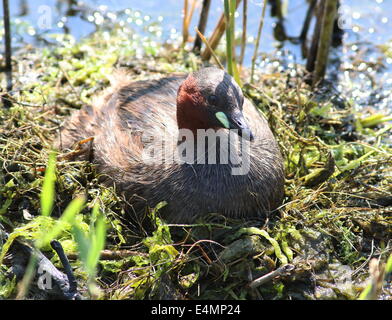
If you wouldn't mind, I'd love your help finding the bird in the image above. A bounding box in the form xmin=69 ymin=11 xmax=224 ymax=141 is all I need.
xmin=57 ymin=67 xmax=285 ymax=223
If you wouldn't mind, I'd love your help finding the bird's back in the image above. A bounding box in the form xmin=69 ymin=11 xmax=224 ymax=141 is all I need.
xmin=57 ymin=74 xmax=185 ymax=163
xmin=57 ymin=72 xmax=284 ymax=223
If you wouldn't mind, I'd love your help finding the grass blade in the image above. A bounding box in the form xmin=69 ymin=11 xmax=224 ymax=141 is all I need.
xmin=40 ymin=152 xmax=57 ymax=217
xmin=87 ymin=213 xmax=106 ymax=273
xmin=36 ymin=196 xmax=85 ymax=248
xmin=195 ymin=28 xmax=224 ymax=69
xmin=224 ymin=0 xmax=241 ymax=84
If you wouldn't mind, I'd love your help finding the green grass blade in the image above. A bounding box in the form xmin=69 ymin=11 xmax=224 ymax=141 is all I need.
xmin=87 ymin=213 xmax=106 ymax=273
xmin=72 ymin=225 xmax=90 ymax=268
xmin=358 ymin=281 xmax=373 ymax=300
xmin=238 ymin=227 xmax=288 ymax=265
xmin=224 ymin=0 xmax=241 ymax=85
xmin=40 ymin=152 xmax=57 ymax=217
xmin=36 ymin=196 xmax=85 ymax=248
xmin=385 ymin=254 xmax=392 ymax=275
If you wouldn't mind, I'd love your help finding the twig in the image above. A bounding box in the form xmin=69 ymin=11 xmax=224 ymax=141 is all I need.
xmin=57 ymin=136 xmax=94 ymax=160
xmin=193 ymin=0 xmax=211 ymax=53
xmin=57 ymin=97 xmax=82 ymax=109
xmin=239 ymin=0 xmax=248 ymax=68
xmin=299 ymin=0 xmax=317 ymax=58
xmin=250 ymin=0 xmax=268 ymax=84
xmin=51 ymin=240 xmax=79 ymax=298
xmin=59 ymin=63 xmax=79 ymax=98
xmin=312 ymin=0 xmax=338 ymax=86
xmin=195 ymin=28 xmax=225 ymax=70
xmin=2 ymin=0 xmax=12 ymax=108
xmin=306 ymin=0 xmax=324 ymax=75
xmin=353 ymin=240 xmax=374 ymax=277
xmin=248 ymin=264 xmax=295 ymax=289
xmin=66 ymin=249 xmax=148 ymax=261
xmin=182 ymin=0 xmax=197 ymax=46
xmin=300 ymin=0 xmax=317 ymax=41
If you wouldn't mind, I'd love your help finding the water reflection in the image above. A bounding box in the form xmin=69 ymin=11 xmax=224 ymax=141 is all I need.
xmin=5 ymin=1 xmax=392 ymax=57
xmin=2 ymin=0 xmax=392 ymax=113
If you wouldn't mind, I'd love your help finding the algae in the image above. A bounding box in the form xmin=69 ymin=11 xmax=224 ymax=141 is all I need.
xmin=0 ymin=19 xmax=391 ymax=300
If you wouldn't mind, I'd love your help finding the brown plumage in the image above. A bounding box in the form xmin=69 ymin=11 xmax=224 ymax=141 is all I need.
xmin=57 ymin=67 xmax=284 ymax=223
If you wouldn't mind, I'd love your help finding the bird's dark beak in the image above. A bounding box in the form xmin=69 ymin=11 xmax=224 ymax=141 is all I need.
xmin=215 ymin=111 xmax=254 ymax=141
xmin=227 ymin=112 xmax=254 ymax=141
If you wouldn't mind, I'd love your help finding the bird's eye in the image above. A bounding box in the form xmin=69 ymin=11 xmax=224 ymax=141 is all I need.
xmin=208 ymin=95 xmax=218 ymax=106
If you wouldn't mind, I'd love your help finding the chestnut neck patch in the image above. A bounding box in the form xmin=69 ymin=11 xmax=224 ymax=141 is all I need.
xmin=176 ymin=75 xmax=218 ymax=135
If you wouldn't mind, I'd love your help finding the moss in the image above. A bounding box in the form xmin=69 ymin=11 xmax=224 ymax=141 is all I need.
xmin=0 ymin=24 xmax=391 ymax=300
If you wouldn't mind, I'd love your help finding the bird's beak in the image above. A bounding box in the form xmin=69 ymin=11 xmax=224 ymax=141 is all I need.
xmin=215 ymin=111 xmax=254 ymax=141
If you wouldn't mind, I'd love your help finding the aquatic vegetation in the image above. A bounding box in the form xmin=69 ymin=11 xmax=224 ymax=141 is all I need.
xmin=0 ymin=4 xmax=391 ymax=300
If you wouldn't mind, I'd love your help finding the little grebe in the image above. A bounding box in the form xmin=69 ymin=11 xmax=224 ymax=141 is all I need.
xmin=57 ymin=67 xmax=284 ymax=223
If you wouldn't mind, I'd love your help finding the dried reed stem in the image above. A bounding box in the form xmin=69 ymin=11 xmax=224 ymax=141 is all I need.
xmin=300 ymin=0 xmax=317 ymax=42
xmin=300 ymin=0 xmax=317 ymax=58
xmin=182 ymin=0 xmax=198 ymax=46
xmin=182 ymin=0 xmax=189 ymax=45
xmin=195 ymin=28 xmax=224 ymax=69
xmin=250 ymin=0 xmax=268 ymax=84
xmin=312 ymin=0 xmax=338 ymax=86
xmin=2 ymin=0 xmax=12 ymax=108
xmin=193 ymin=0 xmax=211 ymax=53
xmin=306 ymin=0 xmax=324 ymax=74
xmin=239 ymin=0 xmax=248 ymax=68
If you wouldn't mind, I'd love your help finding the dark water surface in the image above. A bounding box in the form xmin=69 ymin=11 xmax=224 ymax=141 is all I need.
xmin=1 ymin=0 xmax=392 ymax=112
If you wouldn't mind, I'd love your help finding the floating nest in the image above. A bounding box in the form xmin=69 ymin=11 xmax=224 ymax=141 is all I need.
xmin=0 ymin=27 xmax=391 ymax=300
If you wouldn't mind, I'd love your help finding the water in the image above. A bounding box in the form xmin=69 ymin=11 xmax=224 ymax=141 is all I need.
xmin=1 ymin=0 xmax=392 ymax=112
xmin=5 ymin=1 xmax=392 ymax=54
